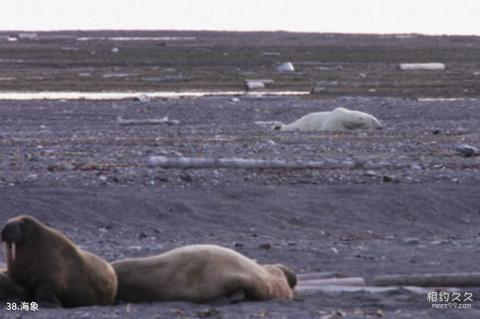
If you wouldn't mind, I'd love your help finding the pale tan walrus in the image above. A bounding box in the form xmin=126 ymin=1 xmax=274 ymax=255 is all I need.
xmin=112 ymin=244 xmax=297 ymax=303
xmin=1 ymin=215 xmax=118 ymax=307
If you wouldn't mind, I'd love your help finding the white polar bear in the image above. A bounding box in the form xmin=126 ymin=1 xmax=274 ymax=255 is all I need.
xmin=276 ymin=107 xmax=383 ymax=131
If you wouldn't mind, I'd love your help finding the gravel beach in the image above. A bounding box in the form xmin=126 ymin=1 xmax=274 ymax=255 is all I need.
xmin=0 ymin=31 xmax=479 ymax=318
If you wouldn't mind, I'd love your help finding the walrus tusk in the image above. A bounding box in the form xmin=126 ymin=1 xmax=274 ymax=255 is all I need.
xmin=3 ymin=242 xmax=14 ymax=261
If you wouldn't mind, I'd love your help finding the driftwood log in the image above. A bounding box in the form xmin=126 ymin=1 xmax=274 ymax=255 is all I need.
xmin=372 ymin=273 xmax=480 ymax=287
xmin=147 ymin=156 xmax=360 ymax=170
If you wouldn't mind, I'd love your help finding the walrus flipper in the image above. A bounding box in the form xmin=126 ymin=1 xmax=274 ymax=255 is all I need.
xmin=34 ymin=282 xmax=62 ymax=307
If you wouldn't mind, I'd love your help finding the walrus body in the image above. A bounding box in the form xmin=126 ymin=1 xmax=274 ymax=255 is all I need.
xmin=112 ymin=244 xmax=296 ymax=303
xmin=1 ymin=215 xmax=117 ymax=308
xmin=0 ymin=269 xmax=27 ymax=301
xmin=277 ymin=107 xmax=383 ymax=131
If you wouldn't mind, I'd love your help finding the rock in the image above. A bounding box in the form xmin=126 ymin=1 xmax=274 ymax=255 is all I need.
xmin=134 ymin=94 xmax=151 ymax=102
xmin=431 ymin=239 xmax=451 ymax=245
xmin=365 ymin=170 xmax=378 ymax=177
xmin=455 ymin=144 xmax=478 ymax=157
xmin=64 ymin=163 xmax=75 ymax=171
xmin=180 ymin=174 xmax=193 ymax=183
xmin=410 ymin=163 xmax=422 ymax=170
xmin=276 ymin=62 xmax=294 ymax=72
xmin=355 ymin=254 xmax=376 ymax=260
xmin=259 ymin=243 xmax=272 ymax=250
xmin=196 ymin=308 xmax=220 ymax=318
xmin=261 ymin=51 xmax=280 ymax=57
xmin=310 ymin=87 xmax=325 ymax=95
xmin=233 ymin=242 xmax=244 ymax=248
xmin=382 ymin=175 xmax=397 ymax=183
xmin=138 ymin=231 xmax=148 ymax=240
xmin=244 ymin=80 xmax=265 ymax=90
xmin=398 ymin=63 xmax=445 ymax=71
xmin=404 ymin=237 xmax=420 ymax=245
xmin=244 ymin=79 xmax=274 ymax=90
xmin=101 ymin=223 xmax=113 ymax=230
xmin=25 ymin=174 xmax=38 ymax=182
xmin=98 ymin=175 xmax=108 ymax=184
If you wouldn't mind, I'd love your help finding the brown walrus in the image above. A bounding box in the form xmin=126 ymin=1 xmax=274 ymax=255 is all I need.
xmin=112 ymin=244 xmax=296 ymax=303
xmin=1 ymin=215 xmax=117 ymax=307
xmin=0 ymin=269 xmax=27 ymax=301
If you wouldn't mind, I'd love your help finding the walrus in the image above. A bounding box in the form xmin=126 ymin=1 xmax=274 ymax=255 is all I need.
xmin=0 ymin=269 xmax=27 ymax=301
xmin=275 ymin=107 xmax=383 ymax=131
xmin=1 ymin=215 xmax=117 ymax=307
xmin=112 ymin=244 xmax=297 ymax=303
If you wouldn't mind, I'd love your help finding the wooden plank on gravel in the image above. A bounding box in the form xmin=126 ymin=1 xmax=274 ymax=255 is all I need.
xmin=372 ymin=272 xmax=480 ymax=287
xmin=297 ymin=272 xmax=343 ymax=281
xmin=295 ymin=285 xmax=438 ymax=297
xmin=298 ymin=277 xmax=366 ymax=287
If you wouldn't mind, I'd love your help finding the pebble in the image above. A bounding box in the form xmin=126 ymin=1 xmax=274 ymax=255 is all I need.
xmin=138 ymin=231 xmax=148 ymax=239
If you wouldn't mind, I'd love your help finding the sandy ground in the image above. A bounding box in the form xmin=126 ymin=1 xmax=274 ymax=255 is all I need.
xmin=0 ymin=31 xmax=479 ymax=318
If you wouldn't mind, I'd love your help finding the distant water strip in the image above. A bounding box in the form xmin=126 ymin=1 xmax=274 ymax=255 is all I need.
xmin=0 ymin=91 xmax=309 ymax=100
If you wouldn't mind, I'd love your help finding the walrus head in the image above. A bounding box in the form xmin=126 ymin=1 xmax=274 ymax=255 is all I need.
xmin=263 ymin=264 xmax=297 ymax=289
xmin=272 ymin=264 xmax=297 ymax=288
xmin=1 ymin=215 xmax=40 ymax=262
